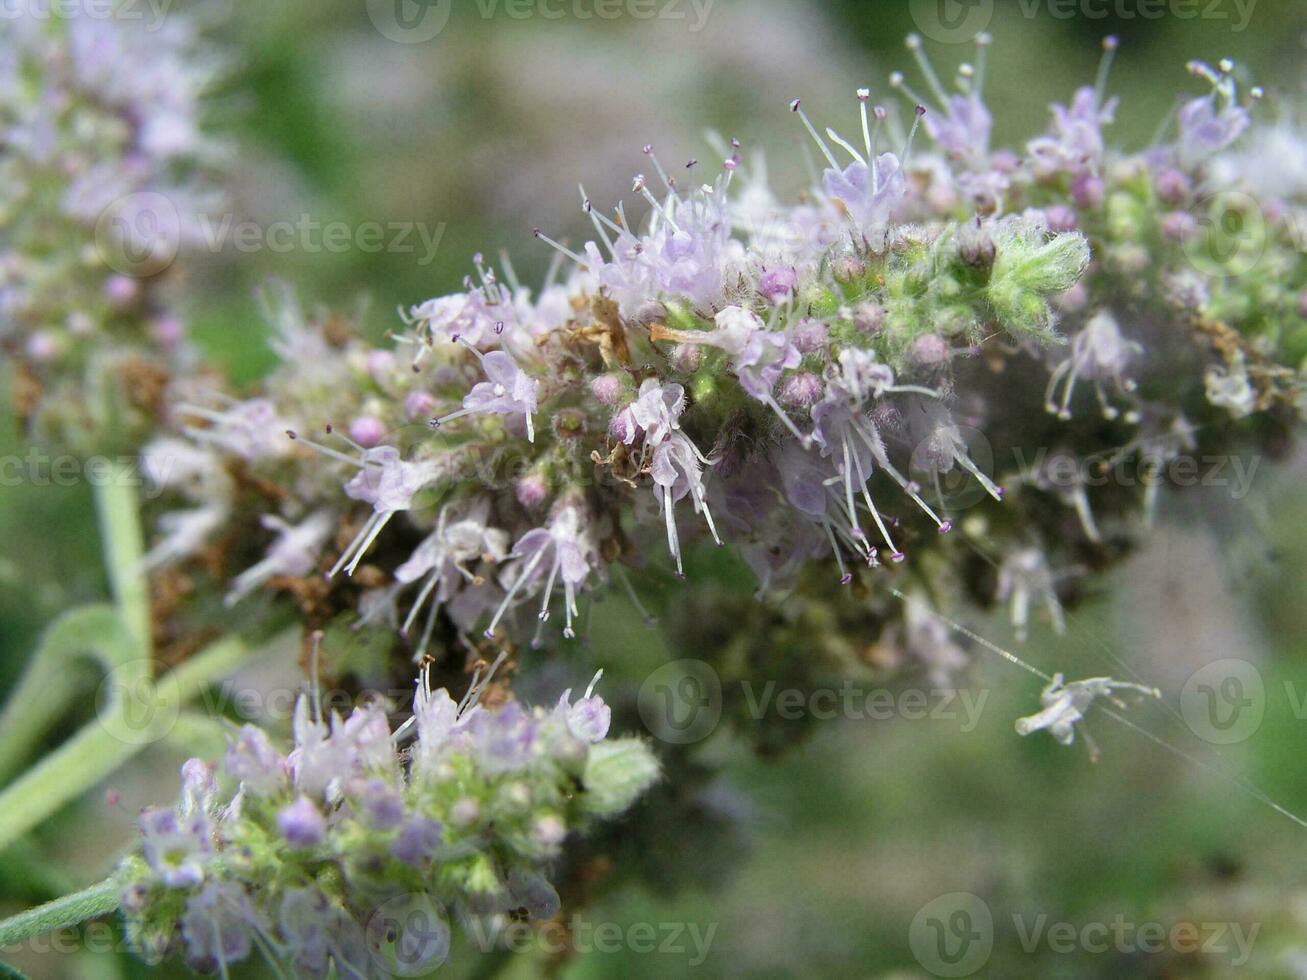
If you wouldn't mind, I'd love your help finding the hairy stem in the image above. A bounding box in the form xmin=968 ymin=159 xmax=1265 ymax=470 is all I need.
xmin=92 ymin=464 xmax=151 ymax=660
xmin=0 ymin=605 xmax=141 ymax=784
xmin=0 ymin=878 xmax=119 ymax=948
xmin=0 ymin=633 xmax=253 ymax=854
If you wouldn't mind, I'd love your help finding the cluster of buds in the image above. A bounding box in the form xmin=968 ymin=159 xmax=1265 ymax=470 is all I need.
xmin=118 ymin=658 xmax=659 ymax=975
xmin=0 ymin=7 xmax=221 ymax=452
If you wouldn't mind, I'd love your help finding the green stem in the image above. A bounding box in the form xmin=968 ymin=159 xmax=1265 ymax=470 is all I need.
xmin=0 ymin=633 xmax=253 ymax=854
xmin=0 ymin=605 xmax=140 ymax=784
xmin=0 ymin=878 xmax=119 ymax=948
xmin=0 ymin=465 xmax=152 ymax=783
xmin=92 ymin=465 xmax=151 ymax=661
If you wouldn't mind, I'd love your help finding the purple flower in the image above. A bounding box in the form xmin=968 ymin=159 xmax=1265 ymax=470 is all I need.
xmin=554 ymin=671 xmax=611 ymax=743
xmin=1177 ymin=96 xmax=1249 ymax=167
xmin=436 ymin=347 xmax=540 ymax=442
xmin=924 ymin=95 xmax=992 ymax=160
xmin=470 ymin=701 xmax=540 ymax=774
xmin=651 ymin=432 xmax=721 ymax=577
xmin=390 ymin=816 xmax=444 ymax=866
xmin=278 ymin=888 xmax=370 ymax=977
xmin=277 ymin=795 xmax=326 ymax=848
xmin=757 ymin=265 xmax=797 ymax=303
xmin=734 ymin=330 xmax=801 ymax=400
xmin=611 ymin=379 xmax=685 ymax=448
xmin=351 ymin=779 xmax=405 ymax=830
xmin=488 ymin=505 xmax=596 ymax=640
xmin=327 ymin=445 xmax=441 ymax=578
xmin=140 ymin=807 xmax=210 ymax=888
xmin=226 ymin=510 xmax=333 ymax=606
xmin=224 ymin=725 xmax=287 ymax=798
xmin=822 ymin=153 xmax=906 ymax=249
xmin=180 ymin=398 xmax=291 ymax=462
xmin=394 ymin=502 xmax=509 ymax=655
xmin=1028 ymin=87 xmax=1117 ymax=177
xmin=180 ymin=882 xmax=264 ymax=975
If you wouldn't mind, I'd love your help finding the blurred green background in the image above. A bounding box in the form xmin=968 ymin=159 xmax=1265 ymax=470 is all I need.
xmin=5 ymin=0 xmax=1307 ymax=976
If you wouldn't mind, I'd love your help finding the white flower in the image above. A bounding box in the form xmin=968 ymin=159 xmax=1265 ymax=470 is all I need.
xmin=1015 ymin=673 xmax=1158 ymax=756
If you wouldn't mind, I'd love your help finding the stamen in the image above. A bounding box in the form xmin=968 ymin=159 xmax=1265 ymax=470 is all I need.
xmin=614 ymin=565 xmax=658 ymax=627
xmin=537 ymin=554 xmax=560 ymax=623
xmin=826 ymin=127 xmax=866 ymax=165
xmin=888 ymin=72 xmax=929 ymax=113
xmin=579 ymin=185 xmax=616 ymax=255
xmin=789 ymin=99 xmax=840 ymax=169
xmin=309 ymin=629 xmax=323 ymax=725
xmin=643 ymin=143 xmax=677 ymax=194
xmin=285 ymin=430 xmax=367 ymax=468
xmin=1095 ymin=35 xmax=1119 ymax=109
xmin=974 ymin=32 xmax=991 ymax=95
xmin=663 ymin=485 xmax=684 ymax=578
xmin=822 ymin=521 xmax=853 ymax=585
xmin=857 ymin=88 xmax=874 ymax=161
xmin=533 ymin=228 xmax=587 ymax=266
xmin=498 ymin=249 xmax=522 ymax=293
xmin=485 ymin=550 xmax=544 ymax=639
xmin=956 ymin=63 xmax=974 ymax=95
xmin=903 ymin=105 xmax=927 ymax=167
xmin=905 ymin=33 xmax=950 ymax=108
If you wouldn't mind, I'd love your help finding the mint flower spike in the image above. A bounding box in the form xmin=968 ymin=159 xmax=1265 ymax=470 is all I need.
xmin=1016 ymin=674 xmax=1161 ymax=761
xmin=119 ymin=651 xmax=659 ymax=976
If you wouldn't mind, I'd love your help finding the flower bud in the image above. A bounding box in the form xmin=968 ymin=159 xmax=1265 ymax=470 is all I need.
xmin=580 ymin=738 xmax=660 ymax=817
